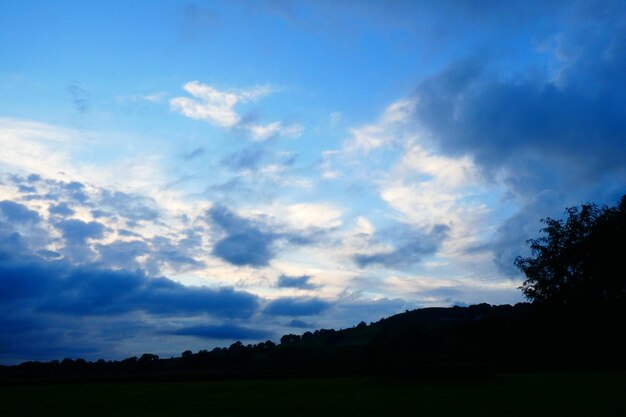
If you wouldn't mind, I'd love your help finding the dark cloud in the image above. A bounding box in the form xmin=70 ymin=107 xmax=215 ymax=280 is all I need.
xmin=0 ymin=314 xmax=102 ymax=364
xmin=170 ymin=323 xmax=272 ymax=340
xmin=212 ymin=230 xmax=275 ymax=267
xmin=354 ymin=224 xmax=449 ymax=268
xmin=334 ymin=296 xmax=411 ymax=325
xmin=396 ymin=12 xmax=626 ymax=275
xmin=48 ymin=202 xmax=75 ymax=217
xmin=208 ymin=205 xmax=319 ymax=267
xmin=264 ymin=297 xmax=331 ymax=317
xmin=149 ymin=235 xmax=205 ymax=271
xmin=0 ymin=201 xmax=40 ymax=224
xmin=99 ymin=190 xmax=160 ymax=222
xmin=63 ymin=181 xmax=85 ymax=192
xmin=117 ymin=228 xmax=141 ymax=237
xmin=412 ymin=27 xmax=626 ymax=198
xmin=56 ymin=219 xmax=105 ymax=243
xmin=287 ymin=319 xmax=315 ymax=328
xmin=0 ymin=252 xmax=260 ymax=318
xmin=37 ymin=249 xmax=62 ymax=259
xmin=208 ymin=205 xmax=277 ymax=267
xmin=17 ymin=184 xmax=36 ymax=193
xmin=61 ymin=181 xmax=89 ymax=203
xmin=26 ymin=174 xmax=41 ymax=183
xmin=276 ymin=274 xmax=318 ymax=290
xmin=221 ymin=146 xmax=265 ymax=170
xmin=138 ymin=281 xmax=259 ymax=318
xmin=0 ymin=233 xmax=263 ymax=363
xmin=95 ymin=240 xmax=150 ymax=270
xmin=91 ymin=209 xmax=111 ymax=218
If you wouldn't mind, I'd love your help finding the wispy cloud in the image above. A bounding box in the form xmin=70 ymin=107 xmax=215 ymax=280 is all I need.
xmin=118 ymin=92 xmax=166 ymax=103
xmin=246 ymin=121 xmax=304 ymax=141
xmin=67 ymin=83 xmax=90 ymax=114
xmin=170 ymin=81 xmax=304 ymax=140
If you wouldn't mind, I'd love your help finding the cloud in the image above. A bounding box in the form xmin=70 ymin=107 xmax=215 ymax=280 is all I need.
xmin=170 ymin=81 xmax=304 ymax=140
xmin=246 ymin=121 xmax=304 ymax=141
xmin=212 ymin=230 xmax=275 ymax=268
xmin=276 ymin=274 xmax=318 ymax=290
xmin=411 ymin=44 xmax=626 ymax=198
xmin=263 ymin=297 xmax=331 ymax=316
xmin=56 ymin=219 xmax=105 ymax=243
xmin=287 ymin=319 xmax=315 ymax=328
xmin=98 ymin=190 xmax=160 ymax=222
xmin=353 ymin=224 xmax=449 ymax=269
xmin=149 ymin=235 xmax=206 ymax=271
xmin=490 ymin=190 xmax=564 ymax=275
xmin=209 ymin=205 xmax=276 ymax=267
xmin=170 ymin=81 xmax=271 ymax=128
xmin=2 ymin=174 xmax=210 ymax=276
xmin=48 ymin=202 xmax=75 ymax=217
xmin=221 ymin=146 xmax=266 ymax=171
xmin=67 ymin=83 xmax=90 ymax=114
xmin=0 ymin=200 xmax=41 ymax=224
xmin=0 ymin=255 xmax=260 ymax=319
xmin=95 ymin=240 xmax=150 ymax=270
xmin=119 ymin=92 xmax=165 ymax=103
xmin=397 ymin=14 xmax=626 ymax=274
xmin=333 ymin=295 xmax=410 ymax=324
xmin=207 ymin=203 xmax=333 ymax=267
xmin=185 ymin=147 xmax=206 ymax=160
xmin=345 ymin=98 xmax=417 ymax=152
xmin=0 ymin=236 xmax=263 ymax=362
xmin=170 ymin=324 xmax=272 ymax=341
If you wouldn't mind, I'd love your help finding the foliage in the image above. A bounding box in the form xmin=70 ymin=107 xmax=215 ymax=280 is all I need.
xmin=514 ymin=196 xmax=626 ymax=305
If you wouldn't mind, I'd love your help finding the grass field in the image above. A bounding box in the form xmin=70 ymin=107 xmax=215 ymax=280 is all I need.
xmin=1 ymin=371 xmax=624 ymax=416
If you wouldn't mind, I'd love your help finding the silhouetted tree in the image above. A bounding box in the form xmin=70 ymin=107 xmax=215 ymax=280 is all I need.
xmin=228 ymin=341 xmax=244 ymax=353
xmin=280 ymin=334 xmax=301 ymax=345
xmin=138 ymin=353 xmax=159 ymax=363
xmin=514 ymin=195 xmax=626 ymax=306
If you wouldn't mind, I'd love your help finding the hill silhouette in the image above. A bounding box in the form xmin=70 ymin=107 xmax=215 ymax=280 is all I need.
xmin=2 ymin=301 xmax=624 ymax=384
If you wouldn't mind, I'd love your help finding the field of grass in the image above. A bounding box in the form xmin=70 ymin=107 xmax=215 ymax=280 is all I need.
xmin=1 ymin=371 xmax=624 ymax=416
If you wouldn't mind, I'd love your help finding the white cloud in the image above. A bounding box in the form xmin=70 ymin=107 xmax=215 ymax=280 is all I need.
xmin=345 ymin=98 xmax=417 ymax=152
xmin=119 ymin=92 xmax=166 ymax=103
xmin=247 ymin=121 xmax=304 ymax=141
xmin=170 ymin=81 xmax=266 ymax=128
xmin=242 ymin=202 xmax=344 ymax=231
xmin=314 ymin=95 xmax=520 ymax=296
xmin=0 ymin=117 xmax=83 ymax=180
xmin=170 ymin=81 xmax=303 ymax=140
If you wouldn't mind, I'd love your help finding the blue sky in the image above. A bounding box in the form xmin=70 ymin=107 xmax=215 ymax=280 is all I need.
xmin=1 ymin=0 xmax=625 ymax=363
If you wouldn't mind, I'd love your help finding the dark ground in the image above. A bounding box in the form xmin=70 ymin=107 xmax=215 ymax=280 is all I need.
xmin=1 ymin=371 xmax=624 ymax=417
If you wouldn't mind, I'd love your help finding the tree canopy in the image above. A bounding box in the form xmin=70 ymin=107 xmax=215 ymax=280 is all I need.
xmin=514 ymin=195 xmax=626 ymax=306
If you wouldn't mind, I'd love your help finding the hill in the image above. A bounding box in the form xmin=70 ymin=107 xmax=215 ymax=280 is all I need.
xmin=2 ymin=301 xmax=624 ymax=384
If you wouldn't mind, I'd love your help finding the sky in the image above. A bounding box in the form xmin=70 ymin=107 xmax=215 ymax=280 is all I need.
xmin=0 ymin=0 xmax=625 ymax=364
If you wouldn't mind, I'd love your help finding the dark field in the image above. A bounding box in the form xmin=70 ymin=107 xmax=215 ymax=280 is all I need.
xmin=1 ymin=371 xmax=624 ymax=417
